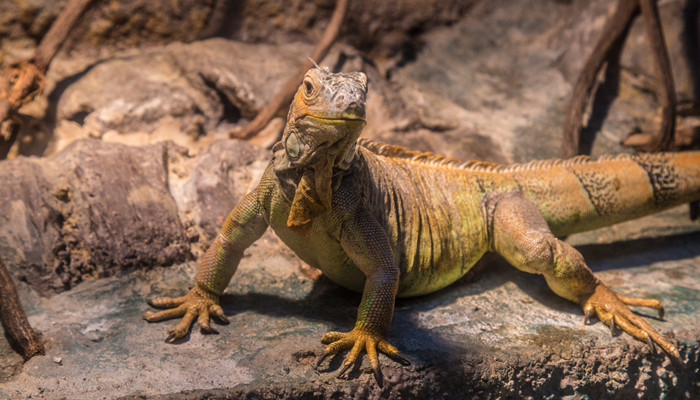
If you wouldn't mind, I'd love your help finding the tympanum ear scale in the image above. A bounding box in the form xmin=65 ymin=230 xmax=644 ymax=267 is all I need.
xmin=286 ymin=132 xmax=300 ymax=159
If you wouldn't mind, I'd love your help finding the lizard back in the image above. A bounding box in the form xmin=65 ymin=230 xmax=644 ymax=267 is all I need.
xmin=358 ymin=139 xmax=700 ymax=239
xmin=353 ymin=142 xmax=491 ymax=296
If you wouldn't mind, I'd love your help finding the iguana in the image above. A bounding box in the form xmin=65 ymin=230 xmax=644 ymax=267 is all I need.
xmin=144 ymin=66 xmax=700 ymax=386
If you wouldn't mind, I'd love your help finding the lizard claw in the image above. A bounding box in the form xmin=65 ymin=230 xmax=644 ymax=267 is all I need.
xmin=372 ymin=364 xmax=384 ymax=387
xmin=609 ymin=315 xmax=617 ymax=336
xmin=143 ymin=287 xmax=224 ymax=342
xmin=336 ymin=362 xmax=352 ymax=379
xmin=387 ymin=351 xmax=411 ymax=366
xmin=165 ymin=331 xmax=177 ymax=343
xmin=316 ymin=327 xmax=406 ymax=385
xmin=315 ymin=351 xmax=330 ymax=370
xmin=645 ymin=333 xmax=657 ymax=354
xmin=582 ymin=283 xmax=679 ymax=359
xmin=210 ymin=304 xmax=230 ymax=324
xmin=583 ymin=306 xmax=594 ymax=325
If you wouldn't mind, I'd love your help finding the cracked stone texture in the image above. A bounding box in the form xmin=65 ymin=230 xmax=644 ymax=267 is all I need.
xmin=0 ymin=140 xmax=190 ymax=295
xmin=0 ymin=138 xmax=274 ymax=296
xmin=1 ymin=0 xmax=700 ymax=398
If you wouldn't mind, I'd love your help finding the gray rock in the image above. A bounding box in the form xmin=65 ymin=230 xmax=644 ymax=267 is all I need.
xmin=54 ymin=39 xmax=313 ymax=137
xmin=391 ymin=0 xmax=700 ymax=162
xmin=0 ymin=137 xmax=276 ymax=296
xmin=168 ymin=139 xmax=270 ymax=251
xmin=0 ymin=139 xmax=190 ymax=295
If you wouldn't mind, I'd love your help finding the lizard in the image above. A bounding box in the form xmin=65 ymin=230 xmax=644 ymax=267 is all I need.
xmin=143 ymin=66 xmax=700 ymax=386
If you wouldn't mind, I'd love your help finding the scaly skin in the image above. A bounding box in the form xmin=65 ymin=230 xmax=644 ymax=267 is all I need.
xmin=144 ymin=67 xmax=700 ymax=386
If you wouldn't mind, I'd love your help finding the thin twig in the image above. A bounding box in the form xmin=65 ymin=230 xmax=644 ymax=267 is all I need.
xmin=230 ymin=0 xmax=349 ymax=140
xmin=560 ymin=0 xmax=639 ymax=158
xmin=0 ymin=255 xmax=44 ymax=360
xmin=34 ymin=0 xmax=94 ymax=70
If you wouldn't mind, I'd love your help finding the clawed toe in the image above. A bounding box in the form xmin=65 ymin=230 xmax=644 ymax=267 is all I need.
xmin=583 ymin=284 xmax=679 ymax=359
xmin=388 ymin=352 xmax=410 ymax=366
xmin=315 ymin=327 xmax=407 ymax=385
xmin=144 ymin=288 xmax=224 ymax=343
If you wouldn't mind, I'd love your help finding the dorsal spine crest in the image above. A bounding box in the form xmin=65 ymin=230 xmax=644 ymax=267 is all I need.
xmin=358 ymin=138 xmax=629 ymax=173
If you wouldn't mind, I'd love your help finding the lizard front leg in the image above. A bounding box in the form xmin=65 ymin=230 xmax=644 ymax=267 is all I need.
xmin=489 ymin=192 xmax=679 ymax=358
xmin=316 ymin=205 xmax=409 ymax=386
xmin=143 ymin=188 xmax=269 ymax=341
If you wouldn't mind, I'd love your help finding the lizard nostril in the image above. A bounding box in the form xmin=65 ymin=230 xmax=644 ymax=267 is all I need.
xmin=345 ymin=102 xmax=364 ymax=117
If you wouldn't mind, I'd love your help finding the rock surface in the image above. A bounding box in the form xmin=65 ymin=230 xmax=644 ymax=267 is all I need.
xmin=11 ymin=0 xmax=699 ymax=163
xmin=0 ymin=140 xmax=188 ymax=295
xmin=53 ymin=39 xmax=313 ymax=140
xmin=391 ymin=0 xmax=700 ymax=162
xmin=0 ymin=138 xmax=271 ymax=295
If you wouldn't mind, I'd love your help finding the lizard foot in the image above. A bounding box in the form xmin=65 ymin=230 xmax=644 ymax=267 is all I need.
xmin=142 ymin=286 xmax=229 ymax=342
xmin=315 ymin=327 xmax=409 ymax=387
xmin=582 ymin=283 xmax=679 ymax=358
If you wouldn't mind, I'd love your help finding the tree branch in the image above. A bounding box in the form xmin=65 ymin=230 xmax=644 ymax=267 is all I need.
xmin=637 ymin=0 xmax=676 ymax=152
xmin=0 ymin=255 xmax=44 ymax=360
xmin=560 ymin=0 xmax=639 ymax=158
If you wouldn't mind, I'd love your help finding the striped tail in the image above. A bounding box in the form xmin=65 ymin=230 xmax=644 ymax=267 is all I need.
xmin=512 ymin=151 xmax=700 ymax=236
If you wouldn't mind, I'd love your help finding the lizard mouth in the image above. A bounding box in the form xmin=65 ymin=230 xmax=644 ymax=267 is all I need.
xmin=286 ymin=114 xmax=366 ymax=167
xmin=301 ymin=115 xmax=366 ymax=123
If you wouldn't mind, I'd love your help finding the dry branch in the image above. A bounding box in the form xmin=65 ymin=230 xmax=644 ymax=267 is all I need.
xmin=561 ymin=0 xmax=679 ymax=158
xmin=0 ymin=255 xmax=44 ymax=360
xmin=35 ymin=0 xmax=95 ymax=70
xmin=637 ymin=0 xmax=676 ymax=152
xmin=560 ymin=0 xmax=639 ymax=158
xmin=230 ymin=0 xmax=349 ymax=140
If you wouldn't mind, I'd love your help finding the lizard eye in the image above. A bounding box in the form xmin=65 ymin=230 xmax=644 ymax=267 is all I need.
xmin=302 ymin=77 xmax=316 ymax=100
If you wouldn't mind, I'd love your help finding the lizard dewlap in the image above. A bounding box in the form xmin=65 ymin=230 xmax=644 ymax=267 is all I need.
xmin=144 ymin=66 xmax=700 ymax=386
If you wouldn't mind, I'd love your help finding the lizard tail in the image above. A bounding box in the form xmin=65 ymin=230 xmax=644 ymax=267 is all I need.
xmin=514 ymin=151 xmax=700 ymax=236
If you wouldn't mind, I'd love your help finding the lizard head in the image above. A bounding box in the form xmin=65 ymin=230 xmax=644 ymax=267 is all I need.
xmin=283 ymin=66 xmax=367 ymax=169
xmin=280 ymin=66 xmax=368 ymax=235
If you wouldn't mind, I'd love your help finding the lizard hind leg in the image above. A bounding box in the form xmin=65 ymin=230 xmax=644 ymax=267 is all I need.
xmin=488 ymin=192 xmax=679 ymax=358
